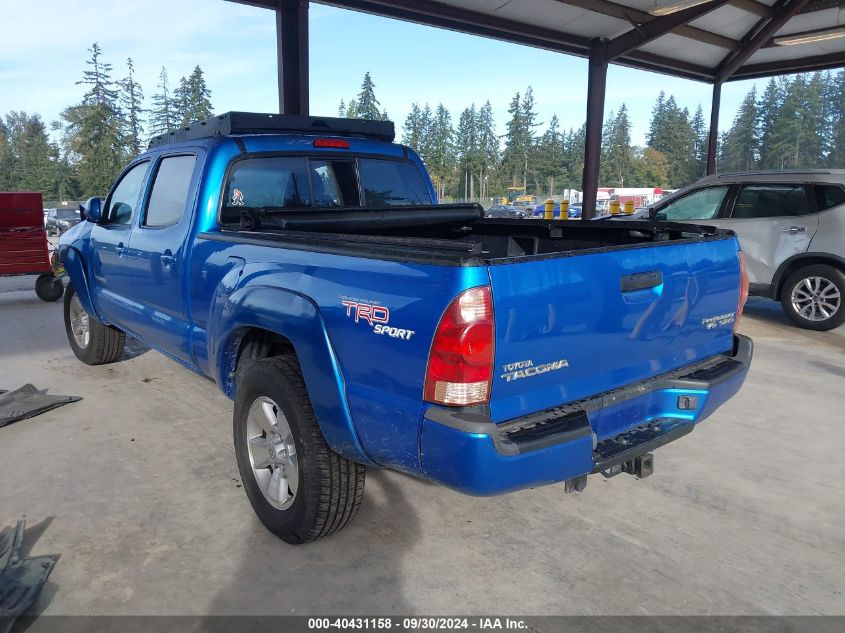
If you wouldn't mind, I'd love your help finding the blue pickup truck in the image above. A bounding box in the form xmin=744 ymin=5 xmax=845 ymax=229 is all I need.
xmin=58 ymin=113 xmax=752 ymax=544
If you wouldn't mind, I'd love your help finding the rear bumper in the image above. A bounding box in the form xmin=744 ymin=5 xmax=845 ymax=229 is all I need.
xmin=420 ymin=334 xmax=753 ymax=495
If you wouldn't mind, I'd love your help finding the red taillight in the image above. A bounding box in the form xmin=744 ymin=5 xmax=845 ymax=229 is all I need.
xmin=735 ymin=251 xmax=750 ymax=331
xmin=313 ymin=138 xmax=350 ymax=149
xmin=424 ymin=286 xmax=495 ymax=406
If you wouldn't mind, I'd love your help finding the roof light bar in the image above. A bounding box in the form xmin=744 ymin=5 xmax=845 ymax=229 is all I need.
xmin=773 ymin=26 xmax=845 ymax=46
xmin=649 ymin=0 xmax=716 ymax=16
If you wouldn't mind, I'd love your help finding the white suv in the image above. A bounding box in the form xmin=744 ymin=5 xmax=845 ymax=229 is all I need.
xmin=651 ymin=170 xmax=845 ymax=331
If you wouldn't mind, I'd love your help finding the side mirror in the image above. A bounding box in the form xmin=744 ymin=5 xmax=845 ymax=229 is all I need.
xmin=82 ymin=197 xmax=103 ymax=223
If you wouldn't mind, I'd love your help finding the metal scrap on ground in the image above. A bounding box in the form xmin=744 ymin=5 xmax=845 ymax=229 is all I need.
xmin=0 ymin=520 xmax=57 ymax=633
xmin=0 ymin=385 xmax=81 ymax=429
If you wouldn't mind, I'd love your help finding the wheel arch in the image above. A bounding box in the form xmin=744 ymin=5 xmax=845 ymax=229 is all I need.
xmin=772 ymin=253 xmax=845 ymax=299
xmin=210 ymin=285 xmax=374 ymax=466
xmin=60 ymin=246 xmax=99 ymax=318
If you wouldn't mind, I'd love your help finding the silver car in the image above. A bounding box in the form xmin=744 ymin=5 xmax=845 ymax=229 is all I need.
xmin=651 ymin=170 xmax=845 ymax=331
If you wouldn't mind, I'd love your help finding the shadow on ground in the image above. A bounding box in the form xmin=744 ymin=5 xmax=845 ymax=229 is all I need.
xmin=204 ymin=469 xmax=419 ymax=615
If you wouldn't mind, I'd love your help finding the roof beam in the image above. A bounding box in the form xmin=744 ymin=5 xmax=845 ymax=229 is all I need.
xmin=728 ymin=50 xmax=845 ymax=80
xmin=729 ymin=0 xmax=773 ymax=17
xmin=603 ymin=0 xmax=732 ymax=61
xmin=552 ymin=0 xmax=738 ymax=50
xmin=715 ymin=0 xmax=812 ymax=82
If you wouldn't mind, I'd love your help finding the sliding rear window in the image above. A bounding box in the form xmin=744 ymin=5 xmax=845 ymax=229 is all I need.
xmin=220 ymin=155 xmax=431 ymax=224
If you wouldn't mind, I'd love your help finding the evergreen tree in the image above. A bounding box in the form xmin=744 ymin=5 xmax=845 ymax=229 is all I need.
xmin=828 ymin=71 xmax=845 ymax=167
xmin=355 ymin=72 xmax=384 ymax=120
xmin=118 ymin=58 xmax=145 ymax=156
xmin=428 ymin=104 xmax=454 ymax=200
xmin=501 ymin=89 xmax=540 ymax=189
xmin=646 ymin=93 xmax=695 ymax=186
xmin=455 ymin=105 xmax=479 ymax=200
xmin=178 ymin=66 xmax=213 ymax=125
xmin=402 ymin=103 xmax=427 ymax=153
xmin=476 ymin=101 xmax=499 ymax=200
xmin=690 ymin=105 xmax=707 ymax=182
xmin=5 ymin=112 xmax=56 ymax=194
xmin=337 ymin=99 xmax=346 ymax=117
xmin=149 ymin=67 xmax=179 ymax=136
xmin=720 ymin=87 xmax=758 ymax=171
xmin=756 ymin=78 xmax=782 ymax=169
xmin=600 ymin=105 xmax=632 ymax=186
xmin=60 ymin=43 xmax=125 ymax=195
xmin=0 ymin=118 xmax=11 ymax=190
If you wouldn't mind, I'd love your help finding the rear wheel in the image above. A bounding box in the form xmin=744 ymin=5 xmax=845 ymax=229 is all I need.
xmin=35 ymin=273 xmax=64 ymax=302
xmin=63 ymin=283 xmax=126 ymax=364
xmin=781 ymin=265 xmax=845 ymax=331
xmin=234 ymin=356 xmax=366 ymax=544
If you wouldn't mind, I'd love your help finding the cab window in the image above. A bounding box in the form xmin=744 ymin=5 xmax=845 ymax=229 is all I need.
xmin=655 ymin=186 xmax=728 ymax=221
xmin=144 ymin=155 xmax=197 ymax=227
xmin=222 ymin=157 xmax=311 ymax=223
xmin=106 ymin=161 xmax=150 ymax=225
xmin=730 ymin=185 xmax=809 ymax=218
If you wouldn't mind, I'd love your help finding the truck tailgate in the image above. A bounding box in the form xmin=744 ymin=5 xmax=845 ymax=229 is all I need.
xmin=488 ymin=236 xmax=742 ymax=429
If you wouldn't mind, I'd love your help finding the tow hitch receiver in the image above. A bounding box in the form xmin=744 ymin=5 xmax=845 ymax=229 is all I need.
xmin=601 ymin=453 xmax=654 ymax=479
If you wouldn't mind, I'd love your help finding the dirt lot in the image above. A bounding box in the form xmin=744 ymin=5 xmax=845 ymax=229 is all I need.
xmin=1 ymin=276 xmax=844 ymax=616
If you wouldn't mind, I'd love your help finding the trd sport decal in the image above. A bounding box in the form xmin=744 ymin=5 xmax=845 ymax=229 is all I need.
xmin=341 ymin=299 xmax=415 ymax=341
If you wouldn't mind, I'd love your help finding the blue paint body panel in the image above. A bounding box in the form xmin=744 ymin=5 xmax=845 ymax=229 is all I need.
xmin=57 ymin=128 xmax=752 ymax=496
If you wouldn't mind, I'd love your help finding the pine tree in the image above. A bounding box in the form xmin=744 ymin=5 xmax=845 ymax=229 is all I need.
xmin=149 ymin=67 xmax=180 ymax=136
xmin=501 ymin=91 xmax=525 ymax=188
xmin=828 ymin=70 xmax=845 ymax=167
xmin=402 ymin=103 xmax=427 ymax=152
xmin=455 ymin=105 xmax=478 ymax=200
xmin=476 ymin=101 xmax=499 ymax=200
xmin=118 ymin=58 xmax=145 ymax=156
xmin=690 ymin=105 xmax=707 ymax=182
xmin=720 ymin=87 xmax=758 ymax=171
xmin=179 ymin=66 xmax=213 ymax=125
xmin=428 ymin=104 xmax=454 ymax=201
xmin=60 ymin=43 xmax=125 ymax=195
xmin=0 ymin=118 xmax=11 ymax=190
xmin=337 ymin=100 xmax=346 ymax=117
xmin=355 ymin=72 xmax=383 ymax=121
xmin=600 ymin=105 xmax=632 ymax=186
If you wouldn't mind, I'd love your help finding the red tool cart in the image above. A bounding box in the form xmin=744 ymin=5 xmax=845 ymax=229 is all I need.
xmin=0 ymin=192 xmax=65 ymax=301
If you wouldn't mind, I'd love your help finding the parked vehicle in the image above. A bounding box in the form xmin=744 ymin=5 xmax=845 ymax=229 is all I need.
xmin=484 ymin=204 xmax=525 ymax=219
xmin=57 ymin=112 xmax=752 ymax=543
xmin=45 ymin=208 xmax=81 ymax=236
xmin=651 ymin=170 xmax=845 ymax=330
xmin=0 ymin=192 xmax=64 ymax=301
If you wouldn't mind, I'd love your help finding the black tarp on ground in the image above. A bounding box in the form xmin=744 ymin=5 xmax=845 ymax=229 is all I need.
xmin=0 ymin=520 xmax=57 ymax=633
xmin=0 ymin=385 xmax=81 ymax=428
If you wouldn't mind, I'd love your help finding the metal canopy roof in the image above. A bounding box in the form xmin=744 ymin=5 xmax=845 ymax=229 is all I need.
xmin=233 ymin=0 xmax=845 ymax=82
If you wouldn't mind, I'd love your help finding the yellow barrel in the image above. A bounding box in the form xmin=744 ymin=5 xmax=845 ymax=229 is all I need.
xmin=609 ymin=200 xmax=621 ymax=215
xmin=623 ymin=200 xmax=635 ymax=215
xmin=559 ymin=199 xmax=569 ymax=220
xmin=544 ymin=199 xmax=554 ymax=220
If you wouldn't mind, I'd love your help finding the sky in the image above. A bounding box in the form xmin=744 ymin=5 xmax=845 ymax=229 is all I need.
xmin=0 ymin=0 xmax=771 ymax=147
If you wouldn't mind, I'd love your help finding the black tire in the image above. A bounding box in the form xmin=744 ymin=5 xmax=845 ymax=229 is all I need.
xmin=35 ymin=273 xmax=64 ymax=302
xmin=780 ymin=264 xmax=845 ymax=331
xmin=234 ymin=356 xmax=366 ymax=544
xmin=63 ymin=283 xmax=126 ymax=364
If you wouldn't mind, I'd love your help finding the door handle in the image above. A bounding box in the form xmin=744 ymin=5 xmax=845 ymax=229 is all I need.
xmin=115 ymin=242 xmax=126 ymax=257
xmin=781 ymin=226 xmax=806 ymax=233
xmin=160 ymin=254 xmax=176 ymax=266
xmin=621 ymin=270 xmax=663 ymax=292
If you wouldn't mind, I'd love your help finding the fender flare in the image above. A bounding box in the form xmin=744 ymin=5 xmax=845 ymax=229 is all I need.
xmin=771 ymin=252 xmax=845 ymax=298
xmin=208 ymin=284 xmax=374 ymax=466
xmin=60 ymin=246 xmax=100 ymax=319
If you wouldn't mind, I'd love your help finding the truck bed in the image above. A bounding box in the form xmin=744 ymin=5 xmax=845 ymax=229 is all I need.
xmin=208 ymin=204 xmax=732 ymax=266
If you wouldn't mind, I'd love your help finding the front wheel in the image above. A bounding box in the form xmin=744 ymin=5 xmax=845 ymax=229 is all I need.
xmin=781 ymin=265 xmax=845 ymax=331
xmin=35 ymin=273 xmax=64 ymax=302
xmin=234 ymin=356 xmax=366 ymax=544
xmin=63 ymin=283 xmax=126 ymax=364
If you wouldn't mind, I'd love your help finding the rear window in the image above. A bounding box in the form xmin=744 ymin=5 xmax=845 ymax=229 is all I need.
xmin=221 ymin=155 xmax=431 ymax=224
xmin=814 ymin=184 xmax=845 ymax=211
xmin=731 ymin=185 xmax=809 ymax=218
xmin=359 ymin=159 xmax=430 ymax=207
